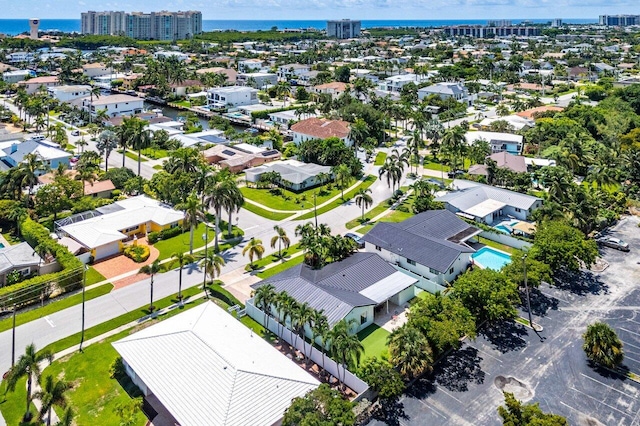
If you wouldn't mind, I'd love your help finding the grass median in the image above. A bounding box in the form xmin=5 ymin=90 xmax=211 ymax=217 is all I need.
xmin=295 ymin=175 xmax=376 ymax=221
xmin=242 ymin=202 xmax=295 ymax=221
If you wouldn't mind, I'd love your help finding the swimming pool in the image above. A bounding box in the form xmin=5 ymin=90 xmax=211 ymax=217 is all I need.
xmin=472 ymin=247 xmax=512 ymax=271
xmin=493 ymin=221 xmax=519 ymax=234
xmin=0 ymin=243 xmax=4 ymax=249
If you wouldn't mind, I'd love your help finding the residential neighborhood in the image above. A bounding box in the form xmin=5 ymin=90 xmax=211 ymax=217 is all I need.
xmin=0 ymin=12 xmax=638 ymax=426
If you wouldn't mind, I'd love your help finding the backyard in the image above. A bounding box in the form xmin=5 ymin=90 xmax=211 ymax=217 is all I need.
xmin=357 ymin=324 xmax=390 ymax=361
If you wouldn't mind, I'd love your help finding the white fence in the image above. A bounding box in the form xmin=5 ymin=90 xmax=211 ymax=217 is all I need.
xmin=245 ymin=300 xmax=371 ymax=399
xmin=480 ymin=230 xmax=533 ymax=250
xmin=76 ymin=252 xmax=93 ymax=265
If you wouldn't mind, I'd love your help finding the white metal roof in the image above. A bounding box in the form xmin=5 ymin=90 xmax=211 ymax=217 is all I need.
xmin=113 ymin=302 xmax=319 ymax=426
xmin=359 ymin=271 xmax=417 ymax=304
xmin=464 ymin=199 xmax=506 ymax=218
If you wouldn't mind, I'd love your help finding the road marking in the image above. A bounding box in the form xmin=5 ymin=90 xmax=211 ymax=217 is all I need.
xmin=436 ymin=386 xmax=463 ymax=403
xmin=44 ymin=316 xmax=55 ymax=328
xmin=559 ymin=401 xmax=593 ymax=420
xmin=244 ymin=226 xmax=258 ymax=231
xmin=580 ymin=373 xmax=638 ymax=398
xmin=474 ymin=347 xmax=503 ymax=363
xmin=414 ymin=398 xmax=448 ymax=419
xmin=570 ymin=386 xmax=633 ymax=418
xmin=621 ymin=327 xmax=640 ymax=338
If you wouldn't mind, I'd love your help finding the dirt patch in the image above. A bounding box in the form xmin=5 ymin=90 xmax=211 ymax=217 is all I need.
xmin=494 ymin=375 xmax=533 ymax=401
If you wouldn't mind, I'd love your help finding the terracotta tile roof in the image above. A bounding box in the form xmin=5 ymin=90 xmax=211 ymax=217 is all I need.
xmin=85 ymin=179 xmax=115 ymax=195
xmin=516 ymin=106 xmax=563 ymax=119
xmin=291 ymin=118 xmax=350 ymax=139
xmin=313 ymin=82 xmax=348 ymax=91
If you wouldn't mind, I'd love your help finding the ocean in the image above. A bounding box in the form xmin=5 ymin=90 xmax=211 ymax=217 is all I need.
xmin=0 ymin=18 xmax=596 ymax=36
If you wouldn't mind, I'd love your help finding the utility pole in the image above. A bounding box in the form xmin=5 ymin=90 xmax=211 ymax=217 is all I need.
xmin=202 ymin=224 xmax=209 ymax=299
xmin=522 ymin=254 xmax=537 ymax=332
xmin=79 ymin=265 xmax=87 ymax=352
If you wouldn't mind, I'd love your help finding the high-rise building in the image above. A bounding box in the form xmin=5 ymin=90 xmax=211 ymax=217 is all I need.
xmin=444 ymin=25 xmax=541 ymax=38
xmin=599 ymin=15 xmax=640 ymax=26
xmin=81 ymin=10 xmax=202 ymax=40
xmin=28 ymin=18 xmax=39 ymax=40
xmin=326 ymin=20 xmax=361 ymax=39
xmin=551 ymin=19 xmax=563 ymax=28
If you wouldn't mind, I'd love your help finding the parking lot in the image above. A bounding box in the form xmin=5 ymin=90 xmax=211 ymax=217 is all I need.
xmin=368 ymin=215 xmax=640 ymax=426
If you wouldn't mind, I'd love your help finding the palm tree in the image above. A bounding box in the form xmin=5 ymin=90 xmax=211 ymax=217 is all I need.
xmin=123 ymin=116 xmax=150 ymax=176
xmin=199 ymin=250 xmax=225 ymax=286
xmin=76 ymin=151 xmax=101 ymax=196
xmin=270 ymin=225 xmax=291 ymax=259
xmin=307 ymin=309 xmax=327 ymax=367
xmin=87 ymin=84 xmax=101 ymax=124
xmin=204 ymin=171 xmax=235 ymax=251
xmin=387 ymin=324 xmax=433 ymax=379
xmin=407 ymin=130 xmax=423 ymax=174
xmin=378 ymin=157 xmax=403 ymax=192
xmin=583 ymin=322 xmax=624 ymax=369
xmin=34 ymin=375 xmax=68 ymax=426
xmin=96 ymin=129 xmax=118 ymax=171
xmin=348 ymin=118 xmax=369 ymax=151
xmin=294 ymin=302 xmax=314 ymax=359
xmin=115 ymin=123 xmax=130 ymax=168
xmin=171 ymin=252 xmax=195 ymax=300
xmin=354 ymin=187 xmax=373 ymax=222
xmin=56 ymin=407 xmax=74 ymax=426
xmin=164 ymin=147 xmax=204 ymax=175
xmin=273 ymin=291 xmax=291 ymax=341
xmin=312 ymin=311 xmax=330 ymax=377
xmin=223 ymin=181 xmax=244 ymax=237
xmin=328 ymin=319 xmax=363 ymax=389
xmin=331 ymin=164 xmax=353 ymax=200
xmin=441 ymin=125 xmax=467 ymax=171
xmin=18 ymin=153 xmax=46 ymax=197
xmin=243 ymin=237 xmax=265 ymax=268
xmin=139 ymin=260 xmax=161 ymax=312
xmin=5 ymin=343 xmax=54 ymax=422
xmin=175 ymin=193 xmax=204 ymax=255
xmin=253 ymin=284 xmax=276 ymax=329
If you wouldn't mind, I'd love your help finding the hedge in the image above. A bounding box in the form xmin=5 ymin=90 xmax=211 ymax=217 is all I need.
xmin=0 ymin=218 xmax=83 ymax=310
xmin=147 ymin=226 xmax=183 ymax=244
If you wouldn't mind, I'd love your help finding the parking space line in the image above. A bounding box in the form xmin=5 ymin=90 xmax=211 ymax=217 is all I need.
xmin=580 ymin=373 xmax=639 ymax=398
xmin=436 ymin=386 xmax=463 ymax=403
xmin=621 ymin=327 xmax=640 ymax=338
xmin=414 ymin=398 xmax=448 ymax=419
xmin=474 ymin=347 xmax=503 ymax=363
xmin=621 ymin=340 xmax=640 ymax=351
xmin=559 ymin=400 xmax=593 ymax=420
xmin=570 ymin=386 xmax=634 ymax=418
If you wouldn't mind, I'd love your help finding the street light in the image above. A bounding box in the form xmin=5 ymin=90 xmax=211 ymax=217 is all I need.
xmin=79 ymin=265 xmax=88 ymax=352
xmin=202 ymin=223 xmax=209 ymax=299
xmin=11 ymin=298 xmax=16 ymax=368
xmin=522 ymin=254 xmax=537 ymax=332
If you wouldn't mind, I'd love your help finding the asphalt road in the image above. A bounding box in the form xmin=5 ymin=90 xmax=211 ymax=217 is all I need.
xmin=368 ymin=215 xmax=640 ymax=426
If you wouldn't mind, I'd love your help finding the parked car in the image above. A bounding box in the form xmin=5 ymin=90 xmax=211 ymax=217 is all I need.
xmin=71 ymin=130 xmax=80 ymax=136
xmin=447 ymin=170 xmax=465 ymax=178
xmin=344 ymin=233 xmax=364 ymax=249
xmin=597 ymin=236 xmax=630 ymax=252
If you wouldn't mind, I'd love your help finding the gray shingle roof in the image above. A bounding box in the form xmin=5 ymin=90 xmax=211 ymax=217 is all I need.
xmin=361 ymin=210 xmax=478 ymax=273
xmin=0 ymin=242 xmax=42 ymax=274
xmin=251 ymin=253 xmax=401 ymax=327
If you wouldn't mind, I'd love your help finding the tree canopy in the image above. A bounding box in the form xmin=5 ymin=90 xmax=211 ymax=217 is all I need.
xmin=282 ymin=384 xmax=355 ymax=426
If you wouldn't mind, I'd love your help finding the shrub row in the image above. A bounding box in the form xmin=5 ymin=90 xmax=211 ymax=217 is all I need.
xmin=147 ymin=226 xmax=183 ymax=244
xmin=0 ymin=217 xmax=83 ymax=309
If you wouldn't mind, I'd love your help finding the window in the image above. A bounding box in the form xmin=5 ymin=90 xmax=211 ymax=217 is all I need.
xmin=429 ymin=267 xmax=439 ymax=274
xmin=360 ymin=312 xmax=368 ymax=325
xmin=449 ymin=267 xmax=454 ymax=274
xmin=19 ymin=267 xmax=30 ymax=276
xmin=407 ymin=259 xmax=416 ymax=266
xmin=515 ymin=208 xmax=522 ymax=212
xmin=122 ymin=226 xmax=139 ymax=233
xmin=375 ymin=245 xmax=381 ymax=251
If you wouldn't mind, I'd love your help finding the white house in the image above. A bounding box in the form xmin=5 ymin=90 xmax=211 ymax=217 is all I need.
xmin=465 ymin=131 xmax=524 ymax=155
xmin=48 ymin=85 xmax=92 ymax=102
xmin=312 ymin=82 xmax=349 ymax=99
xmin=418 ymin=82 xmax=474 ymax=106
xmin=277 ymin=63 xmax=310 ymax=80
xmin=290 ymin=117 xmax=352 ymax=146
xmin=245 ymin=159 xmax=332 ymax=191
xmin=18 ymin=76 xmax=59 ymax=94
xmin=237 ymin=72 xmax=278 ymax=89
xmin=2 ymin=70 xmax=35 ymax=84
xmin=82 ymin=63 xmax=112 ymax=78
xmin=79 ymin=94 xmax=144 ymax=118
xmin=1 ymin=139 xmax=72 ymax=172
xmin=362 ymin=210 xmax=481 ymax=293
xmin=154 ymin=51 xmax=189 ymax=61
xmin=237 ymin=58 xmax=267 ymax=73
xmin=207 ymin=86 xmax=258 ymax=109
xmin=379 ymin=73 xmax=429 ymax=93
xmin=113 ymin=302 xmax=319 ymax=426
xmin=436 ymin=180 xmax=543 ymax=225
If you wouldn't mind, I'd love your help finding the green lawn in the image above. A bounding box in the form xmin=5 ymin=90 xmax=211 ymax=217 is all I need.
xmin=141 ymin=147 xmax=169 ymax=160
xmin=357 ymin=324 xmax=390 ymax=361
xmin=118 ymin=150 xmax=147 ymax=162
xmin=374 ymin=151 xmax=387 ymax=166
xmin=0 ymin=377 xmax=38 ymax=426
xmin=423 ymin=158 xmax=471 ymax=172
xmin=246 ymin=243 xmax=303 ymax=271
xmin=43 ymin=329 xmax=147 ymax=426
xmin=345 ymin=199 xmax=392 ymax=229
xmin=242 ymin=202 xmax=295 ymax=221
xmin=0 ymin=284 xmax=114 ymax=333
xmin=477 ymin=236 xmax=515 ymax=254
xmin=173 ymin=100 xmax=191 ymax=108
xmin=241 ymin=184 xmax=342 ymax=212
xmin=257 ymin=255 xmax=305 ymax=279
xmin=86 ymin=266 xmax=107 ymax=285
xmin=153 ymin=222 xmax=243 ymax=260
xmin=152 ymin=164 xmax=163 ymax=170
xmin=296 ymin=176 xmax=376 ymax=221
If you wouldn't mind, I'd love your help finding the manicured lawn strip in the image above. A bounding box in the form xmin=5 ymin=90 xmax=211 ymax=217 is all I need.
xmin=345 ymin=199 xmax=392 ymax=229
xmin=242 ymin=202 xmax=295 ymax=221
xmin=257 ymin=255 xmax=305 ymax=279
xmin=153 ymin=222 xmax=243 ymax=260
xmin=295 ymin=175 xmax=376 ymax=221
xmin=141 ymin=147 xmax=169 ymax=159
xmin=37 ymin=286 xmax=205 ymax=356
xmin=118 ymin=150 xmax=147 ymax=162
xmin=0 ymin=284 xmax=114 ymax=334
xmin=240 ymin=184 xmax=342 ymax=212
xmin=247 ymin=243 xmax=303 ymax=271
xmin=374 ymin=151 xmax=387 ymax=166
xmin=86 ymin=266 xmax=107 ymax=285
xmin=357 ymin=324 xmax=390 ymax=361
xmin=43 ymin=329 xmax=148 ymax=426
xmin=423 ymin=160 xmax=450 ymax=172
xmin=477 ymin=236 xmax=515 ymax=254
xmin=152 ymin=164 xmax=163 ymax=170
xmin=0 ymin=378 xmax=38 ymax=426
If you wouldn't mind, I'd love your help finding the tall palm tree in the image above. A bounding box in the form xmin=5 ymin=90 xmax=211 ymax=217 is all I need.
xmin=223 ymin=181 xmax=244 ymax=237
xmin=582 ymin=321 xmax=624 ymax=369
xmin=76 ymin=151 xmax=101 ymax=196
xmin=307 ymin=309 xmax=326 ymax=367
xmin=34 ymin=375 xmax=68 ymax=426
xmin=18 ymin=153 xmax=46 ymax=197
xmin=294 ymin=302 xmax=314 ymax=358
xmin=312 ymin=311 xmax=330 ymax=377
xmin=354 ymin=187 xmax=373 ymax=222
xmin=407 ymin=129 xmax=423 ymax=175
xmin=387 ymin=324 xmax=433 ymax=379
xmin=123 ymin=116 xmax=150 ymax=176
xmin=88 ymin=84 xmax=101 ymax=124
xmin=378 ymin=157 xmax=403 ymax=192
xmin=96 ymin=129 xmax=118 ymax=172
xmin=171 ymin=252 xmax=195 ymax=300
xmin=175 ymin=192 xmax=204 ymax=255
xmin=328 ymin=319 xmax=363 ymax=389
xmin=243 ymin=237 xmax=265 ymax=268
xmin=273 ymin=291 xmax=291 ymax=341
xmin=253 ymin=283 xmax=276 ymax=329
xmin=204 ymin=170 xmax=235 ymax=251
xmin=139 ymin=260 xmax=161 ymax=312
xmin=441 ymin=125 xmax=468 ymax=171
xmin=115 ymin=122 xmax=130 ymax=168
xmin=5 ymin=343 xmax=54 ymax=422
xmin=331 ymin=164 xmax=353 ymax=200
xmin=270 ymin=225 xmax=291 ymax=259
xmin=199 ymin=250 xmax=225 ymax=286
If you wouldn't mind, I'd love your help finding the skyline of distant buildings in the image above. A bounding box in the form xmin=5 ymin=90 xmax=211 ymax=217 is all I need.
xmin=326 ymin=19 xmax=361 ymax=39
xmin=599 ymin=14 xmax=640 ymax=26
xmin=80 ymin=10 xmax=202 ymax=41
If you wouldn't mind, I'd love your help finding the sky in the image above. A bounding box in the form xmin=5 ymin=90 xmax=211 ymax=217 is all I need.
xmin=2 ymin=0 xmax=639 ymax=20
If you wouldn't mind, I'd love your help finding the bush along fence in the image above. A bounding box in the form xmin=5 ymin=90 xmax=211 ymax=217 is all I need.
xmin=0 ymin=218 xmax=84 ymax=311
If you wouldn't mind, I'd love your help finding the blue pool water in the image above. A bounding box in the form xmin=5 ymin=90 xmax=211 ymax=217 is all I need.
xmin=494 ymin=225 xmax=511 ymax=234
xmin=472 ymin=247 xmax=512 ymax=271
xmin=0 ymin=243 xmax=4 ymax=248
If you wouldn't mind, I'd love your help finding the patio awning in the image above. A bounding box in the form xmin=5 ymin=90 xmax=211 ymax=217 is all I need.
xmin=359 ymin=271 xmax=417 ymax=304
xmin=513 ymin=221 xmax=536 ymax=234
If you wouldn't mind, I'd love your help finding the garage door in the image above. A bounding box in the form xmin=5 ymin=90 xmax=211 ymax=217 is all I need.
xmin=94 ymin=241 xmax=121 ymax=260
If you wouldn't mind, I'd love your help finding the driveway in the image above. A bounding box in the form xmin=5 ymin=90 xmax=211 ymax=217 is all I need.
xmin=368 ymin=215 xmax=640 ymax=426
